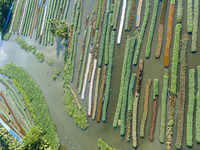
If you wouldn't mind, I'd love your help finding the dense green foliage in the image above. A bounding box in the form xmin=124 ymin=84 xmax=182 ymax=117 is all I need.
xmin=22 ymin=125 xmax=51 ymax=150
xmin=97 ymin=138 xmax=116 ymax=150
xmin=14 ymin=36 xmax=36 ymax=54
xmin=35 ymin=52 xmax=45 ymax=63
xmin=63 ymin=88 xmax=88 ymax=129
xmin=145 ymin=0 xmax=159 ymax=58
xmin=153 ymin=79 xmax=159 ymax=99
xmin=113 ymin=37 xmax=131 ymax=127
xmin=159 ymin=69 xmax=169 ymax=143
xmin=171 ymin=24 xmax=182 ymax=94
xmin=49 ymin=20 xmax=69 ymax=40
xmin=191 ymin=0 xmax=199 ymax=52
xmin=187 ymin=69 xmax=195 ymax=147
xmin=102 ymin=31 xmax=116 ymax=122
xmin=0 ymin=63 xmax=60 ymax=149
xmin=0 ymin=125 xmax=21 ymax=149
xmin=133 ymin=0 xmax=150 ymax=65
xmin=120 ymin=37 xmax=136 ymax=135
xmin=187 ymin=0 xmax=193 ymax=33
xmin=197 ymin=66 xmax=200 ymax=143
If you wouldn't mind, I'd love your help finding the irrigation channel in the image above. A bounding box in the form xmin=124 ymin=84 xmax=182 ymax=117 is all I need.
xmin=0 ymin=0 xmax=200 ymax=150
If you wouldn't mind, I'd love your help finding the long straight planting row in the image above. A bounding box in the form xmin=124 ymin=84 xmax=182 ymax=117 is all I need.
xmin=177 ymin=0 xmax=183 ymax=22
xmin=171 ymin=24 xmax=182 ymax=94
xmin=125 ymin=73 xmax=136 ymax=141
xmin=187 ymin=0 xmax=193 ymax=33
xmin=149 ymin=79 xmax=159 ymax=142
xmin=140 ymin=79 xmax=151 ymax=138
xmin=124 ymin=0 xmax=133 ymax=30
xmin=133 ymin=0 xmax=150 ymax=65
xmin=12 ymin=0 xmax=25 ymax=32
xmin=196 ymin=66 xmax=200 ymax=143
xmin=164 ymin=0 xmax=175 ymax=67
xmin=191 ymin=0 xmax=199 ymax=52
xmin=78 ymin=14 xmax=93 ymax=94
xmin=175 ymin=34 xmax=188 ymax=149
xmin=187 ymin=69 xmax=195 ymax=147
xmin=120 ymin=37 xmax=136 ymax=135
xmin=102 ymin=31 xmax=116 ymax=122
xmin=159 ymin=69 xmax=169 ymax=143
xmin=155 ymin=0 xmax=167 ymax=58
xmin=145 ymin=0 xmax=159 ymax=58
xmin=113 ymin=36 xmax=131 ymax=127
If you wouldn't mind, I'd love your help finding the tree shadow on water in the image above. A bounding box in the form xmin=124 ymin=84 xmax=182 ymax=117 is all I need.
xmin=56 ymin=37 xmax=65 ymax=59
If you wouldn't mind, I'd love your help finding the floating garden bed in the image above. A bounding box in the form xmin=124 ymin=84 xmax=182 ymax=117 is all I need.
xmin=186 ymin=69 xmax=195 ymax=147
xmin=140 ymin=79 xmax=151 ymax=138
xmin=191 ymin=0 xmax=199 ymax=52
xmin=159 ymin=69 xmax=169 ymax=143
xmin=164 ymin=0 xmax=175 ymax=67
xmin=175 ymin=34 xmax=188 ymax=149
xmin=149 ymin=79 xmax=159 ymax=142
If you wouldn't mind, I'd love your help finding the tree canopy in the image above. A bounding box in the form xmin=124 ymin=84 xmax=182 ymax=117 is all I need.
xmin=0 ymin=0 xmax=12 ymax=31
xmin=49 ymin=19 xmax=69 ymax=40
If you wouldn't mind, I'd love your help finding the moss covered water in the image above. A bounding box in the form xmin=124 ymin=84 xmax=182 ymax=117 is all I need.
xmin=1 ymin=0 xmax=200 ymax=150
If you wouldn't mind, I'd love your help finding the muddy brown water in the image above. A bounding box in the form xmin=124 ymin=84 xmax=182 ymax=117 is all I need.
xmin=0 ymin=0 xmax=200 ymax=150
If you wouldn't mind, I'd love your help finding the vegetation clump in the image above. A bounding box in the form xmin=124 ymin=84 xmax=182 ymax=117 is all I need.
xmin=35 ymin=52 xmax=45 ymax=63
xmin=97 ymin=138 xmax=116 ymax=150
xmin=62 ymin=88 xmax=88 ymax=129
xmin=14 ymin=36 xmax=36 ymax=54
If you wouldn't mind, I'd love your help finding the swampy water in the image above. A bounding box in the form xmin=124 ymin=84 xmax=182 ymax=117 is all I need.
xmin=0 ymin=0 xmax=200 ymax=150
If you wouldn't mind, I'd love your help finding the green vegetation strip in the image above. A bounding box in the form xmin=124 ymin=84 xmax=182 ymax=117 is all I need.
xmin=177 ymin=0 xmax=183 ymax=22
xmin=124 ymin=0 xmax=133 ymax=30
xmin=113 ymin=37 xmax=131 ymax=127
xmin=13 ymin=0 xmax=25 ymax=32
xmin=197 ymin=66 xmax=200 ymax=143
xmin=97 ymin=138 xmax=116 ymax=150
xmin=120 ymin=37 xmax=136 ymax=135
xmin=102 ymin=31 xmax=116 ymax=122
xmin=78 ymin=17 xmax=93 ymax=93
xmin=159 ymin=69 xmax=169 ymax=143
xmin=171 ymin=24 xmax=182 ymax=94
xmin=145 ymin=0 xmax=159 ymax=58
xmin=191 ymin=0 xmax=199 ymax=52
xmin=0 ymin=63 xmax=60 ymax=149
xmin=133 ymin=0 xmax=150 ymax=65
xmin=187 ymin=0 xmax=193 ymax=33
xmin=105 ymin=13 xmax=113 ymax=65
xmin=125 ymin=73 xmax=136 ymax=141
xmin=187 ymin=69 xmax=195 ymax=147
